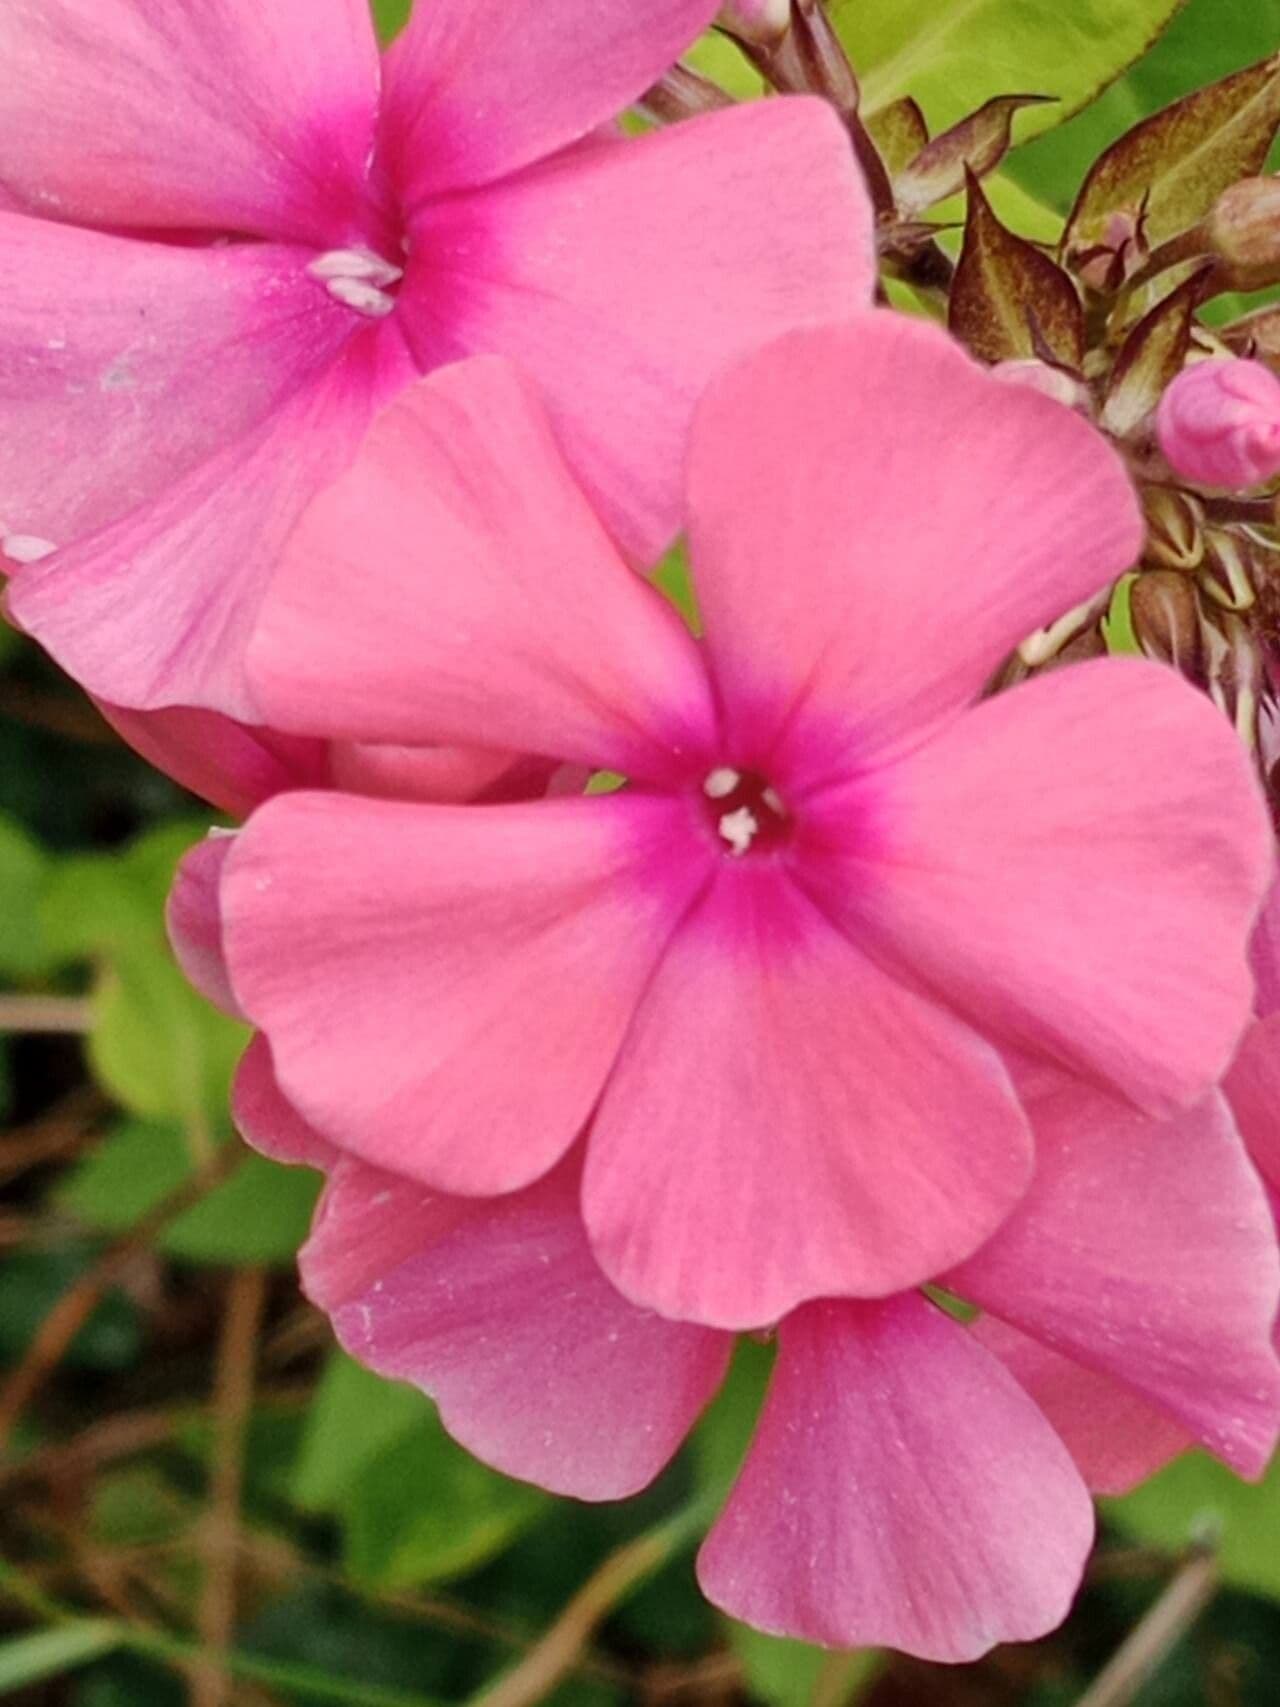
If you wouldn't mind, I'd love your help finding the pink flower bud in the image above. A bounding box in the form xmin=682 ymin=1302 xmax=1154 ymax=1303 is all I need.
xmin=989 ymin=359 xmax=1090 ymax=413
xmin=718 ymin=0 xmax=791 ymax=44
xmin=1156 ymin=358 xmax=1280 ymax=490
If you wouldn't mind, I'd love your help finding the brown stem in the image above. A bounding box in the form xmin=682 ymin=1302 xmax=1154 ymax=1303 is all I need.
xmin=636 ymin=61 xmax=733 ymax=125
xmin=193 ymin=1267 xmax=268 ymax=1707
xmin=1073 ymin=1546 xmax=1218 ymax=1707
xmin=0 ymin=994 xmax=95 ymax=1035
xmin=0 ymin=1144 xmax=244 ymax=1456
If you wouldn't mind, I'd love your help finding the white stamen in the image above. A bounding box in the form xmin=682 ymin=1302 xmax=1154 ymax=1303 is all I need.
xmin=308 ymin=247 xmax=403 ymax=320
xmin=3 ymin=534 xmax=56 ymax=564
xmin=307 ymin=247 xmax=404 ymax=288
xmin=718 ymin=805 xmax=759 ymax=857
xmin=762 ymin=785 xmax=785 ymax=816
xmin=323 ymin=276 xmax=398 ymax=318
xmin=703 ymin=766 xmax=741 ymax=800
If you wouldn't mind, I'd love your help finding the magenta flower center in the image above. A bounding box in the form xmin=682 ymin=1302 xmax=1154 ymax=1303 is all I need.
xmin=701 ymin=766 xmax=790 ymax=856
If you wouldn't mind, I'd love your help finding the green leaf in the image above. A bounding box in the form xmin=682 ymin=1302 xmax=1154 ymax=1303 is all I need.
xmin=727 ymin=1626 xmax=881 ymax=1707
xmin=691 ymin=1337 xmax=773 ymax=1505
xmin=836 ymin=0 xmax=1184 ymax=140
xmin=1064 ymin=52 xmax=1280 ymax=262
xmin=292 ymin=1352 xmax=431 ymax=1513
xmin=342 ymin=1412 xmax=547 ymax=1589
xmin=1108 ymin=1450 xmax=1280 ymax=1600
xmin=949 ymin=173 xmax=1085 ymax=365
xmin=0 ymin=812 xmax=51 ymax=979
xmin=55 ymin=1120 xmax=320 ymax=1267
xmin=1009 ymin=0 xmax=1280 ymax=214
xmin=0 ymin=1623 xmax=124 ymax=1690
xmin=370 ymin=0 xmax=411 ymax=43
xmin=41 ymin=823 xmax=248 ymax=1130
xmin=162 ymin=1153 xmax=319 ymax=1265
xmin=865 ymin=98 xmax=929 ymax=178
xmin=0 ymin=1248 xmax=141 ymax=1371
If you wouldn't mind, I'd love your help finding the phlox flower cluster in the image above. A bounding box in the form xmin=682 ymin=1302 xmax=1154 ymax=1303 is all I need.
xmin=6 ymin=0 xmax=1280 ymax=1665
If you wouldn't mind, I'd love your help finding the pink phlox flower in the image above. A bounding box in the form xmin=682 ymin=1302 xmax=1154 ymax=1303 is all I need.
xmin=1 ymin=0 xmax=873 ymax=720
xmin=104 ymin=699 xmax=582 ymax=822
xmin=204 ymin=314 xmax=1272 ymax=1333
xmin=145 ymin=997 xmax=1280 ymax=1662
xmin=1156 ymin=358 xmax=1280 ymax=490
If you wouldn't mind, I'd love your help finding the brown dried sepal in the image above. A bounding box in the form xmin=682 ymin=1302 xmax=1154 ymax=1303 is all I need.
xmin=1129 ymin=569 xmax=1205 ymax=679
xmin=1065 ymin=52 xmax=1280 ymax=273
xmin=949 ymin=170 xmax=1085 ymax=367
xmin=1100 ymin=265 xmax=1211 ymax=439
xmin=895 ymin=95 xmax=1054 ymax=217
xmin=864 ymin=97 xmax=929 ymax=178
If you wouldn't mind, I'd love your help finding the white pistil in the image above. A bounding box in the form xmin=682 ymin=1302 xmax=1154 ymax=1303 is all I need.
xmin=703 ymin=766 xmax=741 ymax=800
xmin=308 ymin=247 xmax=403 ymax=319
xmin=718 ymin=805 xmax=759 ymax=856
xmin=2 ymin=534 xmax=57 ymax=564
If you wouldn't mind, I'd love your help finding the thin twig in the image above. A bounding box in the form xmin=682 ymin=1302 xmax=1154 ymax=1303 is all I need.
xmin=193 ymin=1267 xmax=268 ymax=1707
xmin=469 ymin=1505 xmax=710 ymax=1707
xmin=0 ymin=1086 xmax=104 ymax=1185
xmin=1074 ymin=1545 xmax=1218 ymax=1707
xmin=0 ymin=994 xmax=94 ymax=1034
xmin=0 ymin=1144 xmax=244 ymax=1457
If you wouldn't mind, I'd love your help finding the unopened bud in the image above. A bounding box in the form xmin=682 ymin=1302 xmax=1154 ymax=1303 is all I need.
xmin=1129 ymin=570 xmax=1203 ymax=678
xmin=1201 ymin=525 xmax=1263 ymax=612
xmin=1210 ymin=176 xmax=1280 ymax=290
xmin=1156 ymin=358 xmax=1280 ymax=490
xmin=1202 ymin=607 xmax=1266 ymax=746
xmin=990 ymin=360 xmax=1091 ymax=413
xmin=717 ymin=0 xmax=791 ymax=44
xmin=1141 ymin=486 xmax=1204 ymax=570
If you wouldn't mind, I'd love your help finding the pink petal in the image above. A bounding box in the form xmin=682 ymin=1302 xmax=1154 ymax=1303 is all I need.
xmin=302 ymin=1153 xmax=732 ymax=1500
xmin=101 ymin=703 xmax=328 ymax=818
xmin=947 ymin=1083 xmax=1280 ymax=1477
xmin=1251 ymin=883 xmax=1280 ymax=1018
xmin=0 ymin=218 xmax=362 ymax=548
xmin=698 ymin=1296 xmax=1094 ymax=1660
xmin=11 ymin=325 xmax=411 ymax=719
xmin=810 ymin=659 xmax=1272 ymax=1113
xmin=583 ymin=863 xmax=1031 ymax=1329
xmin=0 ymin=0 xmax=380 ymax=243
xmin=400 ymin=100 xmax=874 ymax=565
xmin=221 ymin=790 xmax=713 ymax=1194
xmin=382 ymin=0 xmax=717 ymax=201
xmin=1226 ymin=1014 xmax=1280 ymax=1194
xmin=328 ymin=743 xmax=564 ymax=806
xmin=683 ymin=312 xmax=1142 ymax=776
xmin=975 ymin=1319 xmax=1192 ymax=1497
xmin=232 ymin=1034 xmax=338 ymax=1171
xmin=166 ymin=833 xmax=242 ymax=1020
xmin=248 ymin=358 xmax=716 ymax=781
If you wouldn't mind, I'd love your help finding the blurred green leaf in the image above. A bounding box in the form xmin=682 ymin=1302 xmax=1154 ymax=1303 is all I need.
xmin=0 ymin=1623 xmax=124 ymax=1690
xmin=293 ymin=1352 xmax=431 ymax=1513
xmin=0 ymin=811 xmax=51 ymax=979
xmin=56 ymin=1119 xmax=319 ymax=1267
xmin=728 ymin=1626 xmax=882 ymax=1707
xmin=0 ymin=1248 xmax=140 ymax=1371
xmin=1108 ymin=1450 xmax=1280 ymax=1600
xmin=343 ymin=1415 xmax=548 ymax=1590
xmin=690 ymin=1337 xmax=773 ymax=1504
xmin=163 ymin=1153 xmax=319 ymax=1266
xmin=1010 ymin=0 xmax=1280 ymax=211
xmin=41 ymin=822 xmax=248 ymax=1131
xmin=371 ymin=0 xmax=411 ymax=43
xmin=836 ymin=0 xmax=1184 ymax=140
